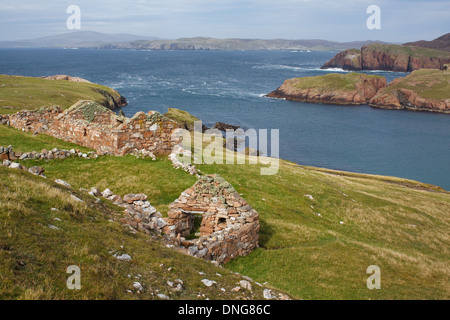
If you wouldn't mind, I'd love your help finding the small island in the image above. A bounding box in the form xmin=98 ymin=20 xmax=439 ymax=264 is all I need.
xmin=266 ymin=73 xmax=387 ymax=105
xmin=370 ymin=69 xmax=450 ymax=113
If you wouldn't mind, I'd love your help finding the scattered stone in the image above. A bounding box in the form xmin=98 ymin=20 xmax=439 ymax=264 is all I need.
xmin=9 ymin=162 xmax=22 ymax=170
xmin=239 ymin=280 xmax=252 ymax=291
xmin=173 ymin=284 xmax=184 ymax=293
xmin=201 ymin=279 xmax=217 ymax=287
xmin=90 ymin=187 xmax=101 ymax=196
xmin=28 ymin=166 xmax=45 ymax=176
xmin=102 ymin=188 xmax=114 ymax=198
xmin=132 ymin=282 xmax=144 ymax=292
xmin=55 ymin=179 xmax=71 ymax=188
xmin=156 ymin=294 xmax=170 ymax=300
xmin=263 ymin=289 xmax=276 ymax=300
xmin=304 ymin=194 xmax=314 ymax=201
xmin=70 ymin=195 xmax=84 ymax=203
xmin=48 ymin=224 xmax=59 ymax=230
xmin=115 ymin=254 xmax=132 ymax=261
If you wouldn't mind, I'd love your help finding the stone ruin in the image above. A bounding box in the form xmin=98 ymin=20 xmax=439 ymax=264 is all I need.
xmin=163 ymin=175 xmax=260 ymax=264
xmin=0 ymin=100 xmax=182 ymax=156
xmin=0 ymin=101 xmax=261 ymax=264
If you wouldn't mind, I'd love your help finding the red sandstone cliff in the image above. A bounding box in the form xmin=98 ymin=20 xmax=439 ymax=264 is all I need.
xmin=322 ymin=43 xmax=450 ymax=72
xmin=266 ymin=73 xmax=387 ymax=105
xmin=369 ymin=69 xmax=450 ymax=113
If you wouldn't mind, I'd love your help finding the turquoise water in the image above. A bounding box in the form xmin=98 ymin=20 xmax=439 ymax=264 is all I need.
xmin=0 ymin=48 xmax=449 ymax=190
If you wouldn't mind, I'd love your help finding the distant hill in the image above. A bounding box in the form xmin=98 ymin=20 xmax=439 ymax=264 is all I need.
xmin=0 ymin=31 xmax=161 ymax=48
xmin=404 ymin=33 xmax=450 ymax=52
xmin=0 ymin=31 xmax=388 ymax=51
xmin=100 ymin=37 xmax=389 ymax=51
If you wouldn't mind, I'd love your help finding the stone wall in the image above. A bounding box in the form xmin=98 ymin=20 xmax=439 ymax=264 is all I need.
xmin=2 ymin=101 xmax=182 ymax=156
xmin=164 ymin=175 xmax=260 ymax=264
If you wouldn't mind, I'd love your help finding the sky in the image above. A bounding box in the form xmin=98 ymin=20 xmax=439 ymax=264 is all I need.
xmin=0 ymin=0 xmax=448 ymax=42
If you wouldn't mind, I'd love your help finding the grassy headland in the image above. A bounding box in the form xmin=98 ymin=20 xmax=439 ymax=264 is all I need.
xmin=0 ymin=74 xmax=125 ymax=114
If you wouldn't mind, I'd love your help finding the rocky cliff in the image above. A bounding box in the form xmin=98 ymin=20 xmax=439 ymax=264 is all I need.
xmin=322 ymin=43 xmax=450 ymax=72
xmin=266 ymin=73 xmax=387 ymax=105
xmin=370 ymin=69 xmax=450 ymax=113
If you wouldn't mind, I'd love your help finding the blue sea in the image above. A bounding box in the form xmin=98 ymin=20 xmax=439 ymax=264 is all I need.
xmin=1 ymin=48 xmax=449 ymax=190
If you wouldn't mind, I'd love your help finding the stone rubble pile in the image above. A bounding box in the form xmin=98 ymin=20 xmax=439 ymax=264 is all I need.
xmin=168 ymin=146 xmax=198 ymax=176
xmin=89 ymin=187 xmax=168 ymax=235
xmin=130 ymin=148 xmax=156 ymax=160
xmin=0 ymin=145 xmax=98 ymax=161
xmin=1 ymin=159 xmax=46 ymax=178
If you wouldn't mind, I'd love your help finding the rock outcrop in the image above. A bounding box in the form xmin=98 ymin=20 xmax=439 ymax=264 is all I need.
xmin=370 ymin=69 xmax=450 ymax=113
xmin=266 ymin=73 xmax=387 ymax=105
xmin=322 ymin=43 xmax=450 ymax=72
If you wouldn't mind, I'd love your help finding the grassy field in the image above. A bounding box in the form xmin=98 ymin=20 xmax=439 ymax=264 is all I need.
xmin=0 ymin=166 xmax=282 ymax=300
xmin=290 ymin=73 xmax=384 ymax=92
xmin=2 ymin=125 xmax=449 ymax=299
xmin=378 ymin=69 xmax=450 ymax=100
xmin=0 ymin=74 xmax=124 ymax=113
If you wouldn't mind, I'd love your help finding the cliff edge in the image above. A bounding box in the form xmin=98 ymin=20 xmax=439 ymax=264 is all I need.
xmin=370 ymin=69 xmax=450 ymax=113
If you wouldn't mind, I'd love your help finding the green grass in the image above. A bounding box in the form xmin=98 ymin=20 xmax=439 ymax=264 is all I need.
xmin=0 ymin=166 xmax=280 ymax=300
xmin=16 ymin=155 xmax=197 ymax=216
xmin=195 ymin=160 xmax=450 ymax=299
xmin=290 ymin=73 xmax=384 ymax=92
xmin=1 ymin=123 xmax=449 ymax=300
xmin=164 ymin=108 xmax=201 ymax=131
xmin=0 ymin=74 xmax=123 ymax=113
xmin=379 ymin=69 xmax=450 ymax=100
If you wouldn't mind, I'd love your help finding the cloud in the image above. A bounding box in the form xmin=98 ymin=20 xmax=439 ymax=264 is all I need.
xmin=0 ymin=0 xmax=448 ymax=42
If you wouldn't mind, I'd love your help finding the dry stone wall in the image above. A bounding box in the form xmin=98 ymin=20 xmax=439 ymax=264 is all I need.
xmin=164 ymin=175 xmax=260 ymax=264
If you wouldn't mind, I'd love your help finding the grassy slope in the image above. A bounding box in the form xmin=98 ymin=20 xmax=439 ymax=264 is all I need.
xmin=0 ymin=166 xmax=278 ymax=300
xmin=198 ymin=161 xmax=450 ymax=300
xmin=379 ymin=69 xmax=450 ymax=100
xmin=0 ymin=75 xmax=122 ymax=113
xmin=2 ymin=125 xmax=449 ymax=299
xmin=164 ymin=108 xmax=201 ymax=131
xmin=291 ymin=73 xmax=384 ymax=92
